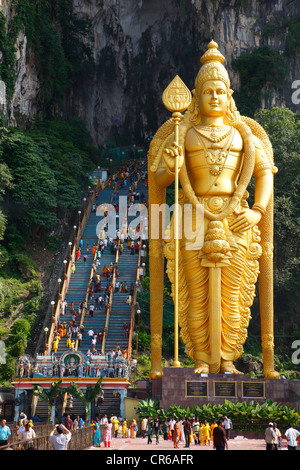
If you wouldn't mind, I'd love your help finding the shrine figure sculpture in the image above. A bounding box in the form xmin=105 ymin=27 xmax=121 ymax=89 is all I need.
xmin=148 ymin=40 xmax=279 ymax=379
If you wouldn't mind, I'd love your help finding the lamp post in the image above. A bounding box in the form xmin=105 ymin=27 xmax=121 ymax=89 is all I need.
xmin=58 ymin=278 xmax=62 ymax=299
xmin=136 ymin=308 xmax=141 ymax=359
xmin=63 ymin=259 xmax=67 ymax=279
xmin=77 ymin=211 xmax=82 ymax=240
xmin=44 ymin=327 xmax=49 ymax=354
xmin=68 ymin=241 xmax=72 ymax=258
xmin=51 ymin=301 xmax=55 ymax=316
xmin=131 ymin=359 xmax=137 ymax=388
xmin=73 ymin=225 xmax=77 ymax=247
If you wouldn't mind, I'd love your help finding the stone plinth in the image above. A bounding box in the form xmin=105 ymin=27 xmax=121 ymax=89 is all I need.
xmin=151 ymin=367 xmax=300 ymax=409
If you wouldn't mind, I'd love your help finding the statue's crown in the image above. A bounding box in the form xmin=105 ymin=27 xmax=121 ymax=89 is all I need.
xmin=195 ymin=40 xmax=230 ymax=92
xmin=200 ymin=40 xmax=225 ymax=65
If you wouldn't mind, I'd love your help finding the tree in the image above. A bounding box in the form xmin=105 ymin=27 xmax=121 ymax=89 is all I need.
xmin=67 ymin=378 xmax=103 ymax=425
xmin=0 ymin=129 xmax=58 ymax=231
xmin=0 ymin=160 xmax=13 ymax=240
xmin=232 ymin=46 xmax=289 ymax=117
xmin=32 ymin=380 xmax=63 ymax=423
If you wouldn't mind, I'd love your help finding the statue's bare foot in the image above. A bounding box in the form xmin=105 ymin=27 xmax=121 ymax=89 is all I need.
xmin=220 ymin=361 xmax=243 ymax=374
xmin=194 ymin=361 xmax=209 ymax=374
xmin=264 ymin=370 xmax=280 ymax=380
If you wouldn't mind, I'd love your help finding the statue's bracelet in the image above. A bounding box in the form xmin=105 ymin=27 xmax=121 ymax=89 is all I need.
xmin=252 ymin=203 xmax=266 ymax=215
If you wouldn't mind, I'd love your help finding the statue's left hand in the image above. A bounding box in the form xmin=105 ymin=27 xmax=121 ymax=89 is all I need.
xmin=229 ymin=209 xmax=261 ymax=232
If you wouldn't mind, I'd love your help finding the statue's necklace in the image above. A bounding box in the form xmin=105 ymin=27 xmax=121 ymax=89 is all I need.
xmin=195 ymin=128 xmax=235 ymax=176
xmin=194 ymin=125 xmax=232 ymax=143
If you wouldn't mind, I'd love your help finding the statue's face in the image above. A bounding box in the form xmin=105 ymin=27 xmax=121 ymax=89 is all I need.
xmin=198 ymin=80 xmax=228 ymax=118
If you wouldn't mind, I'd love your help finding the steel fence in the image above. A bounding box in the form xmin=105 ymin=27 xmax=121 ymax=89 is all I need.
xmin=0 ymin=425 xmax=97 ymax=451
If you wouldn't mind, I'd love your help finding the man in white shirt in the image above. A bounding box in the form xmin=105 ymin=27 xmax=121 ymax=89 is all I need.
xmin=19 ymin=422 xmax=36 ymax=449
xmin=100 ymin=415 xmax=108 ymax=425
xmin=61 ymin=300 xmax=67 ymax=315
xmin=88 ymin=329 xmax=94 ymax=344
xmin=89 ymin=304 xmax=95 ymax=317
xmin=284 ymin=424 xmax=300 ymax=450
xmin=169 ymin=417 xmax=176 ymax=440
xmin=50 ymin=424 xmax=71 ymax=450
xmin=223 ymin=416 xmax=232 ymax=440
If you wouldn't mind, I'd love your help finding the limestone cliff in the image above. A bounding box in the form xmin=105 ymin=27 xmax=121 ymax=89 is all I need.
xmin=1 ymin=0 xmax=299 ymax=146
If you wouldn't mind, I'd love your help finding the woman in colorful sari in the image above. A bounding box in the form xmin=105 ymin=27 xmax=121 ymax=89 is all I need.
xmin=93 ymin=420 xmax=101 ymax=447
xmin=130 ymin=419 xmax=138 ymax=438
xmin=103 ymin=419 xmax=113 ymax=448
xmin=122 ymin=418 xmax=127 ymax=438
xmin=173 ymin=420 xmax=181 ymax=448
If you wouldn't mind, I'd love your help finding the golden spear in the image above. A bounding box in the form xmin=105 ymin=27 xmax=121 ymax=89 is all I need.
xmin=162 ymin=75 xmax=191 ymax=367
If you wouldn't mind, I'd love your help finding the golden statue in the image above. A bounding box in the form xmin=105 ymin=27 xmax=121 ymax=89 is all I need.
xmin=148 ymin=40 xmax=280 ymax=379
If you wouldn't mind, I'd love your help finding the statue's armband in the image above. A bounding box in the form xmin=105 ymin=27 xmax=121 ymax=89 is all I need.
xmin=252 ymin=137 xmax=272 ymax=178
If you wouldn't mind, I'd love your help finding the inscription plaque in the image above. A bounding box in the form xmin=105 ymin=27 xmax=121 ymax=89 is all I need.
xmin=242 ymin=382 xmax=265 ymax=398
xmin=186 ymin=381 xmax=208 ymax=397
xmin=214 ymin=381 xmax=236 ymax=398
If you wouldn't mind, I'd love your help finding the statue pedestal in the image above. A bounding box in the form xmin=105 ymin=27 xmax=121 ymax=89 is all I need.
xmin=151 ymin=367 xmax=300 ymax=409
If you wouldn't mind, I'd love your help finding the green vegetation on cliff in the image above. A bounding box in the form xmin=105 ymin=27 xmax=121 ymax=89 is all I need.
xmin=0 ymin=117 xmax=99 ymax=385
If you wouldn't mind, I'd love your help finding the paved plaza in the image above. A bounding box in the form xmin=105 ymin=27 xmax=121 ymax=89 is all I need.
xmin=87 ymin=435 xmax=297 ymax=451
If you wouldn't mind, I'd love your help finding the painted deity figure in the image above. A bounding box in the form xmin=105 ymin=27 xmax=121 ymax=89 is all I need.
xmin=148 ymin=41 xmax=279 ymax=379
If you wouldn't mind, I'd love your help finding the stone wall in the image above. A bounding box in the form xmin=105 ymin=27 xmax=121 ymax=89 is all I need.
xmin=151 ymin=367 xmax=300 ymax=410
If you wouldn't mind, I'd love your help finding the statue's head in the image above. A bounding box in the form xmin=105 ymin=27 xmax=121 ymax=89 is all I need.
xmin=188 ymin=40 xmax=239 ymax=124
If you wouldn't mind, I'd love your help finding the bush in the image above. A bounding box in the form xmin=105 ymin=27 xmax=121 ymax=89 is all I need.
xmin=135 ymin=399 xmax=300 ymax=429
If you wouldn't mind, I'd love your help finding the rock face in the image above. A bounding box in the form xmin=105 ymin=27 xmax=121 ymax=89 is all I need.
xmin=3 ymin=0 xmax=300 ymax=146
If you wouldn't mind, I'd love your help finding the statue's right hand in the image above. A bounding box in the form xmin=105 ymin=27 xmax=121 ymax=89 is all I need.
xmin=163 ymin=142 xmax=184 ymax=172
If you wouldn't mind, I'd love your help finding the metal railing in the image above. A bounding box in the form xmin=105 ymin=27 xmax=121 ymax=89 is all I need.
xmin=0 ymin=425 xmax=97 ymax=451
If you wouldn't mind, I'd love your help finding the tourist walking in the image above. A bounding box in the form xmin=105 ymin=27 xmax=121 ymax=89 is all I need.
xmin=0 ymin=419 xmax=11 ymax=447
xmin=162 ymin=419 xmax=169 ymax=441
xmin=210 ymin=420 xmax=218 ymax=445
xmin=93 ymin=420 xmax=101 ymax=447
xmin=64 ymin=415 xmax=73 ymax=431
xmin=122 ymin=419 xmax=127 ymax=438
xmin=169 ymin=416 xmax=176 ymax=440
xmin=183 ymin=417 xmax=192 ymax=449
xmin=103 ymin=419 xmax=113 ymax=448
xmin=223 ymin=416 xmax=232 ymax=440
xmin=141 ymin=417 xmax=148 ymax=438
xmin=147 ymin=417 xmax=153 ymax=444
xmin=213 ymin=420 xmax=228 ymax=450
xmin=265 ymin=422 xmax=276 ymax=450
xmin=153 ymin=416 xmax=161 ymax=445
xmin=173 ymin=419 xmax=181 ymax=449
xmin=19 ymin=421 xmax=36 ymax=449
xmin=283 ymin=424 xmax=300 ymax=450
xmin=130 ymin=419 xmax=138 ymax=438
xmin=200 ymin=420 xmax=210 ymax=445
xmin=273 ymin=423 xmax=282 ymax=450
xmin=192 ymin=417 xmax=200 ymax=444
